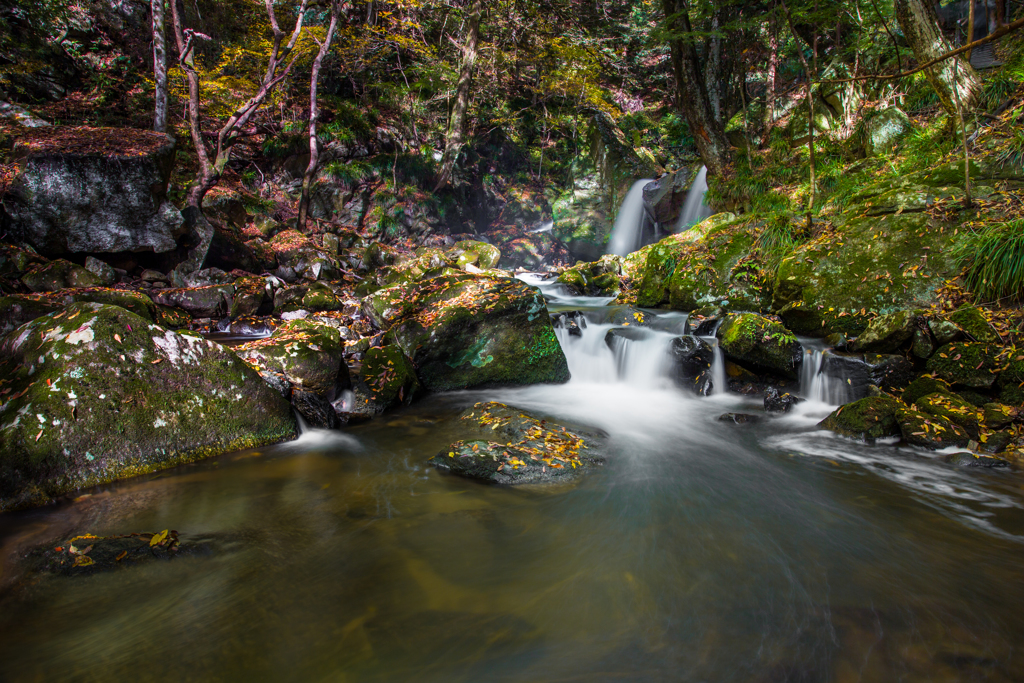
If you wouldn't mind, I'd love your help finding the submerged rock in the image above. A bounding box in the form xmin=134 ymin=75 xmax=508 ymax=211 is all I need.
xmin=717 ymin=313 xmax=802 ymax=379
xmin=429 ymin=402 xmax=603 ymax=485
xmin=0 ymin=303 xmax=296 ymax=511
xmin=718 ymin=412 xmax=761 ymax=424
xmin=818 ymin=396 xmax=902 ymax=441
xmin=944 ymin=452 xmax=1010 ymax=468
xmin=374 ymin=273 xmax=569 ymax=391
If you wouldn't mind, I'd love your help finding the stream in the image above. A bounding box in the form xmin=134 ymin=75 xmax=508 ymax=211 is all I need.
xmin=2 ymin=277 xmax=1024 ymax=682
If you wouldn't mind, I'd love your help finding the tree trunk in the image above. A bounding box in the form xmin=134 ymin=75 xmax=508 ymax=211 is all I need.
xmin=662 ymin=0 xmax=731 ymax=177
xmin=298 ymin=3 xmax=341 ymax=230
xmin=764 ymin=9 xmax=779 ymax=135
xmin=435 ymin=0 xmax=482 ymax=191
xmin=152 ymin=0 xmax=167 ymax=133
xmin=894 ymin=0 xmax=983 ymax=114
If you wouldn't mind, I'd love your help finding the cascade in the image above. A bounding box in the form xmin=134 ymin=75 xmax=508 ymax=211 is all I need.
xmin=676 ymin=165 xmax=712 ymax=232
xmin=606 ymin=179 xmax=654 ymax=256
xmin=530 ymin=221 xmax=554 ymax=233
xmin=799 ymin=345 xmax=849 ymax=406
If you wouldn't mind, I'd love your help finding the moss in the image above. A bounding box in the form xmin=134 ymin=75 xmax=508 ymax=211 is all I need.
xmin=0 ymin=303 xmax=295 ymax=511
xmin=996 ymin=356 xmax=1024 ymax=405
xmin=302 ymin=282 xmax=343 ymax=312
xmin=818 ymin=396 xmax=902 ymax=441
xmin=356 ymin=345 xmax=420 ymax=411
xmin=896 ymin=406 xmax=971 ymax=449
xmin=154 ymin=305 xmax=191 ymax=328
xmin=925 ymin=342 xmax=1005 ymax=389
xmin=948 ymin=306 xmax=1002 ymax=344
xmin=235 ymin=319 xmax=348 ymax=396
xmin=773 ymin=213 xmax=957 ymax=336
xmin=70 ymin=289 xmax=156 ymax=321
xmin=914 ymin=393 xmax=981 ymax=439
xmin=850 ymin=309 xmax=922 ymax=353
xmin=901 ymin=376 xmax=953 ymax=406
xmin=717 ymin=313 xmax=801 ymax=379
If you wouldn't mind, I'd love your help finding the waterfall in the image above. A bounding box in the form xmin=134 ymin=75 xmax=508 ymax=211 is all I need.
xmin=607 ymin=179 xmax=654 ymax=256
xmin=530 ymin=221 xmax=554 ymax=233
xmin=799 ymin=346 xmax=849 ymax=406
xmin=675 ymin=165 xmax=712 ymax=232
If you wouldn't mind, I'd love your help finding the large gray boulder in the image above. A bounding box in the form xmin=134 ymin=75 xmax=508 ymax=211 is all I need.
xmin=0 ymin=302 xmax=296 ymax=511
xmin=3 ymin=127 xmax=184 ymax=257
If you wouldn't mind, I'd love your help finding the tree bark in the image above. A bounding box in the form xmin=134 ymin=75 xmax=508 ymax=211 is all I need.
xmin=435 ymin=0 xmax=482 ymax=191
xmin=662 ymin=0 xmax=731 ymax=177
xmin=298 ymin=2 xmax=341 ymax=230
xmin=170 ymin=0 xmax=308 ymax=276
xmin=764 ymin=8 xmax=779 ymax=135
xmin=894 ymin=0 xmax=982 ymax=115
xmin=152 ymin=0 xmax=167 ymax=133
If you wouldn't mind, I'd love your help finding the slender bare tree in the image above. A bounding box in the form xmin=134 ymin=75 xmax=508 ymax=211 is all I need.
xmin=298 ymin=0 xmax=342 ymax=230
xmin=152 ymin=0 xmax=167 ymax=132
xmin=435 ymin=0 xmax=482 ymax=191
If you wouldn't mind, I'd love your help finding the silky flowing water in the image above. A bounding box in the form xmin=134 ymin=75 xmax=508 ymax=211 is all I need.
xmin=3 ymin=279 xmax=1024 ymax=682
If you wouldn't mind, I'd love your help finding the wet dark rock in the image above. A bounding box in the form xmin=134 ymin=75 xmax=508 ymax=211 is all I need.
xmin=291 ymin=389 xmax=341 ymax=429
xmin=0 ymin=294 xmax=62 ymax=335
xmin=25 ymin=530 xmax=223 ymax=577
xmin=819 ymin=351 xmax=916 ymax=398
xmin=669 ymin=335 xmax=715 ymax=396
xmin=718 ymin=412 xmax=761 ymax=424
xmin=764 ymin=386 xmax=804 ymax=414
xmin=911 ymin=328 xmax=936 ymax=359
xmin=818 ymin=396 xmax=902 ymax=441
xmin=230 ymin=276 xmax=270 ymax=318
xmin=151 ymin=285 xmax=234 ymax=319
xmin=345 ymin=345 xmax=421 ymax=417
xmin=824 ymin=332 xmax=849 ymax=350
xmin=83 ymin=256 xmax=116 ymax=286
xmin=551 ymin=310 xmax=588 ymax=337
xmin=982 ymin=403 xmax=1017 ymax=430
xmin=0 ymin=302 xmax=296 ymax=511
xmin=981 ymin=430 xmax=1013 ymax=454
xmin=604 ymin=326 xmax=657 ymax=350
xmin=849 ymin=309 xmax=923 ymax=353
xmin=944 ymin=451 xmax=1010 ymax=468
xmin=429 ymin=402 xmax=603 ymax=485
xmin=691 ymin=317 xmax=721 ymax=337
xmin=3 ymin=128 xmax=184 ymax=258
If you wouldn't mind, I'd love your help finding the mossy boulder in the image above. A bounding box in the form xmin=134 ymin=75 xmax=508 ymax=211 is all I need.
xmin=863 ymin=106 xmax=914 ymax=157
xmin=716 ymin=313 xmax=802 ymax=379
xmin=62 ymin=288 xmax=156 ymax=322
xmin=235 ymin=319 xmax=351 ymax=401
xmin=947 ymin=306 xmax=1002 ymax=344
xmin=230 ymin=276 xmax=268 ymax=318
xmin=774 ymin=212 xmax=957 ymax=336
xmin=154 ymin=305 xmax=190 ymax=329
xmin=0 ymin=303 xmax=296 ymax=511
xmin=901 ymin=376 xmax=954 ymax=406
xmin=347 ymin=345 xmax=421 ymax=416
xmin=913 ymin=393 xmax=981 ymax=439
xmin=556 ymin=255 xmax=623 ymax=297
xmin=818 ymin=396 xmax=902 ymax=441
xmin=982 ymin=403 xmax=1017 ymax=430
xmin=447 ymin=240 xmax=501 ymax=270
xmin=896 ymin=406 xmax=971 ymax=450
xmin=849 ymin=309 xmax=922 ymax=353
xmin=381 ymin=273 xmax=570 ymax=391
xmin=995 ymin=355 xmax=1024 ymax=405
xmin=21 ymin=259 xmax=103 ymax=292
xmin=301 ymin=281 xmax=345 ymax=312
xmin=623 ymin=213 xmax=767 ymax=312
xmin=925 ymin=342 xmax=1005 ymax=389
xmin=428 ymin=401 xmax=603 ymax=485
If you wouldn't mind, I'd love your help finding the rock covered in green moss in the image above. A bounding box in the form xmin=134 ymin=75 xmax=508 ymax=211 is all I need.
xmin=67 ymin=289 xmax=156 ymax=321
xmin=0 ymin=303 xmax=296 ymax=511
xmin=901 ymin=376 xmax=954 ymax=406
xmin=347 ymin=345 xmax=421 ymax=416
xmin=913 ymin=393 xmax=981 ymax=439
xmin=380 ymin=272 xmax=569 ymax=391
xmin=557 ymin=255 xmax=623 ymax=297
xmin=947 ymin=306 xmax=1001 ymax=344
xmin=818 ymin=396 xmax=902 ymax=440
xmin=774 ymin=212 xmax=957 ymax=336
xmin=896 ymin=406 xmax=971 ymax=449
xmin=0 ymin=294 xmax=62 ymax=335
xmin=863 ymin=106 xmax=914 ymax=157
xmin=428 ymin=401 xmax=603 ymax=485
xmin=21 ymin=259 xmax=103 ymax=292
xmin=230 ymin=276 xmax=268 ymax=318
xmin=448 ymin=240 xmax=501 ymax=270
xmin=925 ymin=342 xmax=1004 ymax=389
xmin=716 ymin=313 xmax=802 ymax=379
xmin=995 ymin=354 xmax=1024 ymax=405
xmin=850 ymin=309 xmax=922 ymax=353
xmin=235 ymin=319 xmax=351 ymax=412
xmin=982 ymin=402 xmax=1017 ymax=430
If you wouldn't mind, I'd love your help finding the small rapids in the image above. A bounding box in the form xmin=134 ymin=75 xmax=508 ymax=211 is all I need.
xmin=1 ymin=276 xmax=1024 ymax=682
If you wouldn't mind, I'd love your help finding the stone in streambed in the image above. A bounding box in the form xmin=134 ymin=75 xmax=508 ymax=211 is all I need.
xmin=818 ymin=396 xmax=902 ymax=441
xmin=151 ymin=285 xmax=234 ymax=319
xmin=669 ymin=335 xmax=715 ymax=396
xmin=0 ymin=302 xmax=296 ymax=511
xmin=913 ymin=393 xmax=981 ymax=439
xmin=716 ymin=313 xmax=802 ymax=379
xmin=429 ymin=402 xmax=603 ymax=485
xmin=944 ymin=452 xmax=1010 ymax=468
xmin=379 ymin=273 xmax=569 ymax=391
xmin=764 ymin=386 xmax=803 ymax=414
xmin=346 ymin=345 xmax=421 ymax=418
xmin=896 ymin=406 xmax=971 ymax=450
xmin=0 ymin=294 xmax=62 ymax=335
xmin=21 ymin=259 xmax=103 ymax=292
xmin=718 ymin=413 xmax=761 ymax=424
xmin=925 ymin=342 xmax=1004 ymax=389
xmin=819 ymin=351 xmax=915 ymax=398
xmin=947 ymin=306 xmax=1001 ymax=344
xmin=849 ymin=309 xmax=922 ymax=353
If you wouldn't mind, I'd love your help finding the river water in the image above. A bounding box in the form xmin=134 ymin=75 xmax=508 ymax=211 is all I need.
xmin=2 ymin=278 xmax=1024 ymax=682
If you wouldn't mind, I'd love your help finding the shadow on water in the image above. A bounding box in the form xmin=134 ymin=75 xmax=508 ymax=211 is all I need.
xmin=2 ymin=286 xmax=1024 ymax=681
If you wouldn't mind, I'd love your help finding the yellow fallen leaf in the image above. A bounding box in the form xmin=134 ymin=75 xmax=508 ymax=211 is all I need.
xmin=73 ymin=555 xmax=94 ymax=567
xmin=150 ymin=530 xmax=169 ymax=547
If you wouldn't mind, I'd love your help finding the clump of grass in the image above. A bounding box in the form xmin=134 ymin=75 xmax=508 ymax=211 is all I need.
xmin=753 ymin=213 xmax=803 ymax=273
xmin=954 ymin=218 xmax=1024 ymax=302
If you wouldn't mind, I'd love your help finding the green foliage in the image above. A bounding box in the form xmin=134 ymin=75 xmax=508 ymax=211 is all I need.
xmin=753 ymin=213 xmax=803 ymax=272
xmin=954 ymin=218 xmax=1024 ymax=302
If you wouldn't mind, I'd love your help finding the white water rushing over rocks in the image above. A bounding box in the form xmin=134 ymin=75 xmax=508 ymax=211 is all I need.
xmin=606 ymin=179 xmax=653 ymax=256
xmin=676 ymin=164 xmax=712 ymax=232
xmin=2 ymin=276 xmax=1024 ymax=682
